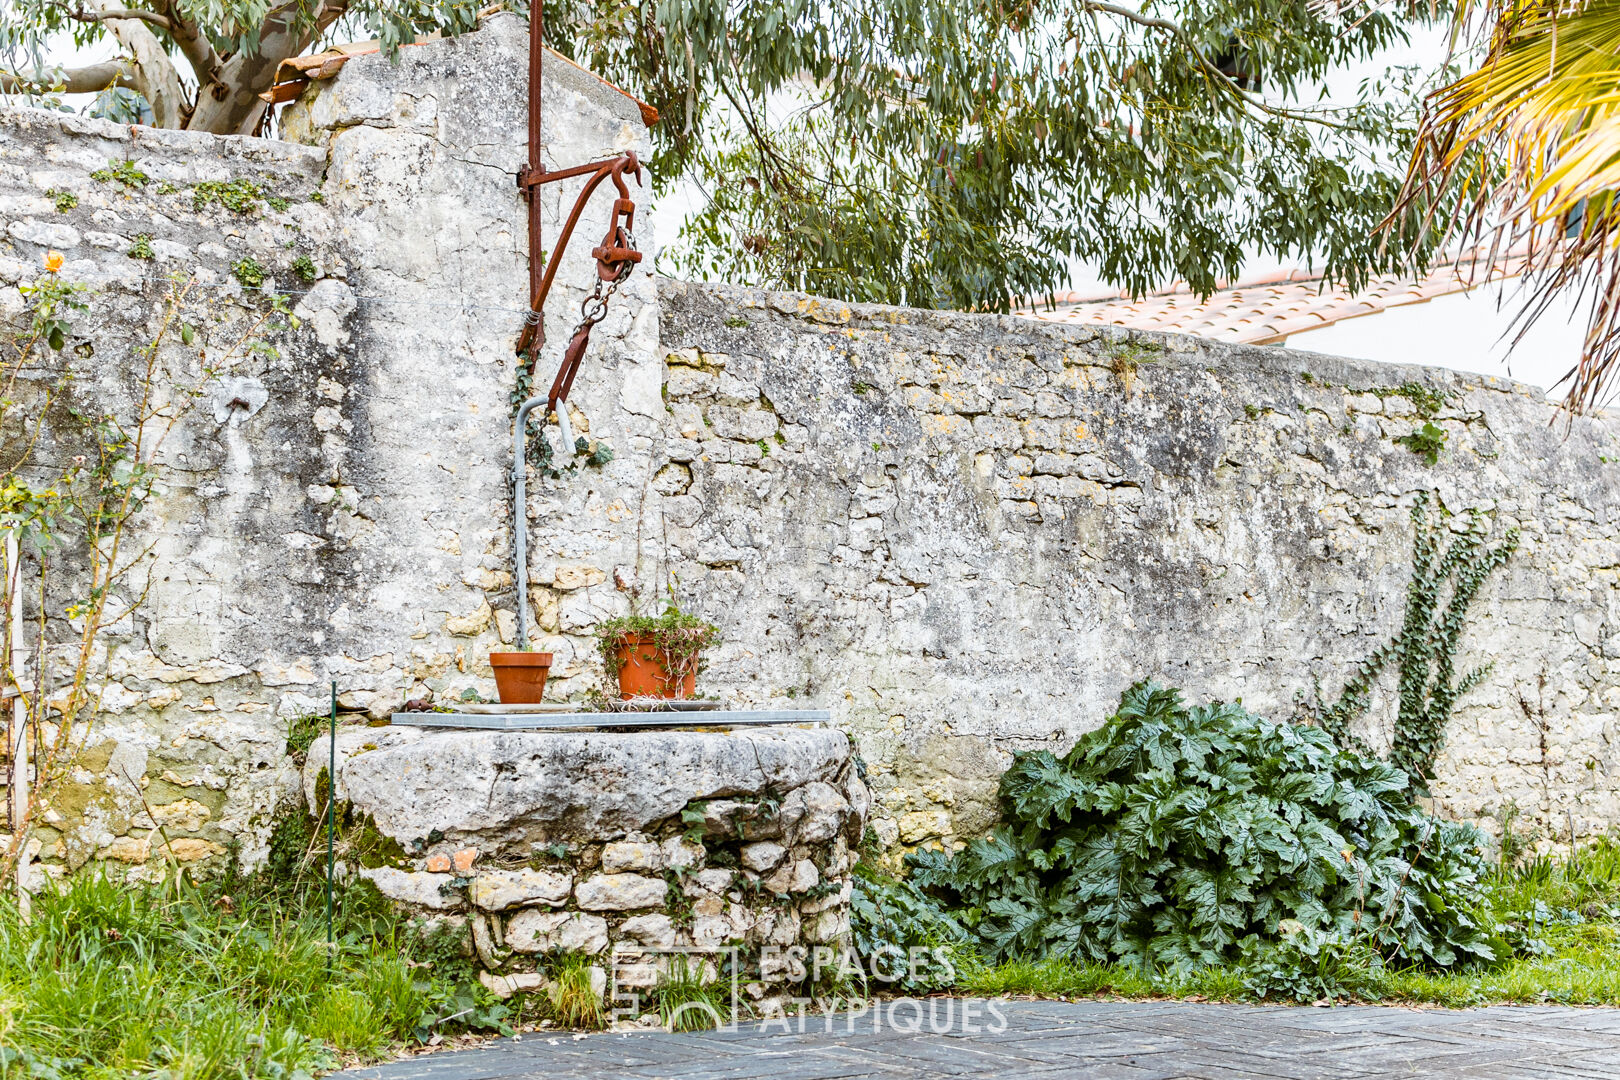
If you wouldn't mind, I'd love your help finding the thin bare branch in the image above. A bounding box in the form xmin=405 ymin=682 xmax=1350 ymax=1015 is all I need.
xmin=69 ymin=5 xmax=171 ymax=29
xmin=0 ymin=60 xmax=138 ymax=94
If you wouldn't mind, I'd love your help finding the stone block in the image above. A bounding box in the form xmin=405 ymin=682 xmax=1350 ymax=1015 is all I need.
xmin=601 ymin=840 xmax=664 ymax=873
xmin=360 ymin=867 xmax=459 ymax=910
xmin=618 ymin=913 xmax=677 ymax=948
xmin=574 ymin=873 xmax=668 ymax=911
xmin=740 ymin=841 xmax=786 ymax=872
xmin=506 ymin=910 xmax=609 ymax=955
xmin=468 ymin=868 xmax=573 ymax=911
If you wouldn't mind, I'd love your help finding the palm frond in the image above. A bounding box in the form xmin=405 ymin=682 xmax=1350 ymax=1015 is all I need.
xmin=1389 ymin=0 xmax=1620 ymax=414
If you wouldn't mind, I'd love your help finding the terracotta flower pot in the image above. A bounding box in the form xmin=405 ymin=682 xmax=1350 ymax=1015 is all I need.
xmin=489 ymin=651 xmax=552 ymax=704
xmin=612 ymin=634 xmax=698 ymax=700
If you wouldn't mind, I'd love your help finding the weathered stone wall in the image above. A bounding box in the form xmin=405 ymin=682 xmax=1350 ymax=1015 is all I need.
xmin=651 ymin=284 xmax=1620 ymax=852
xmin=1 ymin=14 xmax=660 ymax=885
xmin=4 ymin=12 xmax=1619 ymax=891
xmin=305 ymin=726 xmax=868 ymax=994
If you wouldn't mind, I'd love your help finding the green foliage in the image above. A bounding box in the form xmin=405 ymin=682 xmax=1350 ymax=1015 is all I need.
xmin=266 ymin=194 xmax=291 ymax=212
xmin=16 ymin=271 xmax=86 ymax=353
xmin=1239 ymin=923 xmax=1389 ymax=1002
xmin=45 ymin=188 xmax=77 ymax=212
xmin=90 ymin=159 xmax=147 ymax=188
xmin=911 ymin=681 xmax=1495 ymax=972
xmin=539 ymin=0 xmax=1452 ymax=311
xmin=284 ymin=713 xmax=326 ymax=766
xmin=193 ymin=178 xmax=262 ymax=214
xmin=1383 ymin=382 xmax=1448 ymax=418
xmin=958 ymin=837 xmax=1620 ymax=1005
xmin=0 ymin=869 xmax=509 ymax=1079
xmin=126 ymin=233 xmax=154 ymax=260
xmin=849 ymin=865 xmax=971 ymax=993
xmin=647 ymin=954 xmax=731 ymax=1031
xmin=231 ymin=257 xmax=267 ymax=289
xmin=1108 ymin=340 xmax=1165 ymax=376
xmin=1306 ymin=493 xmax=1519 ymax=785
xmin=544 ymin=953 xmax=605 ymax=1029
xmin=1394 ymin=421 xmax=1448 ymax=465
xmin=290 ymin=254 xmax=318 ymax=283
xmin=11 ymin=0 xmax=1455 ymax=309
xmin=593 ymin=592 xmax=721 ymax=684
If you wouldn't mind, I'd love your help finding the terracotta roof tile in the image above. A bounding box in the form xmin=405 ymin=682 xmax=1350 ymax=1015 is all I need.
xmin=1015 ymin=251 xmax=1531 ymax=345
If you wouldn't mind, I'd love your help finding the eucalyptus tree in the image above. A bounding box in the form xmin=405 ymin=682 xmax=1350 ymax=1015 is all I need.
xmin=2 ymin=0 xmax=1450 ymax=310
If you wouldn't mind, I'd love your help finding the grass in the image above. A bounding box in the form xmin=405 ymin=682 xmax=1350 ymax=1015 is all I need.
xmin=648 ymin=954 xmax=731 ymax=1031
xmin=951 ymin=838 xmax=1620 ymax=1006
xmin=545 ymin=953 xmax=606 ymax=1030
xmin=0 ymin=860 xmax=516 ymax=1079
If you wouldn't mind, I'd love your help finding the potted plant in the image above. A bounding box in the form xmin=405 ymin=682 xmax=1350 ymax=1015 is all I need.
xmin=488 ymin=647 xmax=553 ymax=704
xmin=594 ymin=601 xmax=720 ymax=700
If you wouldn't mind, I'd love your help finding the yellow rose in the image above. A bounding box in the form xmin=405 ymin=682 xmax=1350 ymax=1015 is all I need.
xmin=44 ymin=250 xmax=64 ymax=273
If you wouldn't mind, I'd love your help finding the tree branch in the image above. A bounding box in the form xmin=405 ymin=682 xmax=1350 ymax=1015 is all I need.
xmin=147 ymin=0 xmax=221 ymax=86
xmin=69 ymin=5 xmax=171 ymax=29
xmin=1079 ymin=0 xmax=1355 ymax=130
xmin=0 ymin=60 xmax=139 ymax=94
xmin=189 ymin=0 xmax=349 ymax=134
xmin=82 ymin=0 xmax=185 ymax=126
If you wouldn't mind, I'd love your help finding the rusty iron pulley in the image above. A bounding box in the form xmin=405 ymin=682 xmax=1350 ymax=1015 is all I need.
xmin=514 ymin=1 xmax=645 ymax=419
xmin=516 ymin=152 xmax=643 ymax=416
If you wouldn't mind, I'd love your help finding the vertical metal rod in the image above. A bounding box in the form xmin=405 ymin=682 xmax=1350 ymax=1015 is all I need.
xmin=6 ymin=531 xmax=24 ymax=835
xmin=525 ymin=0 xmax=546 ymax=372
xmin=6 ymin=531 xmax=29 ymax=915
xmin=513 ymin=395 xmax=548 ymax=650
xmin=326 ymin=680 xmax=335 ymax=972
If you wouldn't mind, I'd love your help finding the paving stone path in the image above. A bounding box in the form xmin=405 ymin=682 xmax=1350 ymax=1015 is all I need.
xmin=344 ymin=999 xmax=1620 ymax=1079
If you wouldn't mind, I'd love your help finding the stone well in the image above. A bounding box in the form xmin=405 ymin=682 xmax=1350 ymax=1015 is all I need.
xmin=304 ymin=725 xmax=868 ymax=994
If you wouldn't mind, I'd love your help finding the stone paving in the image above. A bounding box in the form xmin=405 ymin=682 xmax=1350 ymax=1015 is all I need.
xmin=343 ymin=999 xmax=1620 ymax=1079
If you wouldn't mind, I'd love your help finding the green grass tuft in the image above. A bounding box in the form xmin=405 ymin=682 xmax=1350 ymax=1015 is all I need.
xmin=0 ymin=865 xmax=509 ymax=1077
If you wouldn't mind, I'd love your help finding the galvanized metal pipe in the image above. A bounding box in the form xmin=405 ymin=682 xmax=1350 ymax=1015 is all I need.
xmin=513 ymin=393 xmax=578 ymax=648
xmin=513 ymin=395 xmax=546 ymax=649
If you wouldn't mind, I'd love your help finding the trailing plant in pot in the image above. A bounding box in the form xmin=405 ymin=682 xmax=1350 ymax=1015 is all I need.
xmin=594 ymin=601 xmax=720 ymax=700
xmin=488 ymin=647 xmax=553 ymax=704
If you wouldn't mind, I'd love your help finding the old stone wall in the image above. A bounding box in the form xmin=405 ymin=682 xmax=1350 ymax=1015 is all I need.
xmin=304 ymin=725 xmax=868 ymax=995
xmin=3 ymin=12 xmax=1619 ymax=890
xmin=0 ymin=14 xmax=660 ymax=885
xmin=652 ymin=284 xmax=1620 ymax=853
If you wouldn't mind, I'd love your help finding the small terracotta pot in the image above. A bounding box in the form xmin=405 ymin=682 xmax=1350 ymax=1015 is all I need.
xmin=612 ymin=634 xmax=698 ymax=700
xmin=489 ymin=651 xmax=552 ymax=704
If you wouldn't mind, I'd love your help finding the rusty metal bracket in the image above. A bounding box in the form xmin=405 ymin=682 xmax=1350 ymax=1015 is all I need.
xmin=515 ymin=0 xmax=644 ymax=417
xmin=514 ymin=151 xmax=643 ymax=414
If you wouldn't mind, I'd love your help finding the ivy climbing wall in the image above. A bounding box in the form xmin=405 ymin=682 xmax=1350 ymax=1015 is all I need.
xmin=3 ymin=13 xmax=1620 ymax=890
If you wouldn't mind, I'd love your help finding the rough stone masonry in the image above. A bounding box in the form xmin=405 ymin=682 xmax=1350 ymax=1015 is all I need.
xmin=3 ymin=13 xmax=1620 ymax=899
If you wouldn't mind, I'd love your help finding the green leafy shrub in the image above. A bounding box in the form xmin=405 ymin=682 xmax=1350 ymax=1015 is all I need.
xmin=911 ymin=681 xmax=1495 ymax=971
xmin=291 ymin=254 xmax=318 ymax=283
xmin=232 ymin=257 xmax=266 ymax=289
xmin=849 ymin=865 xmax=972 ymax=993
xmin=194 ymin=178 xmax=262 ymax=214
xmin=1394 ymin=421 xmax=1447 ymax=465
xmin=1239 ymin=923 xmax=1388 ymax=1002
xmin=90 ymin=159 xmax=148 ymax=188
xmin=126 ymin=234 xmax=154 ymax=260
